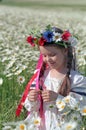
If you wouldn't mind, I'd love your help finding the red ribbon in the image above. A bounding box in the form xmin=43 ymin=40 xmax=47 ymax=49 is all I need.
xmin=15 ymin=71 xmax=38 ymax=117
xmin=16 ymin=54 xmax=44 ymax=117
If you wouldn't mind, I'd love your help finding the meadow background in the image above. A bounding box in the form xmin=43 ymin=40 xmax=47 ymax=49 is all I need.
xmin=0 ymin=0 xmax=86 ymax=129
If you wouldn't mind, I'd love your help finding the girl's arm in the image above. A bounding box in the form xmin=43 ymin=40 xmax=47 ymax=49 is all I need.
xmin=24 ymin=75 xmax=40 ymax=112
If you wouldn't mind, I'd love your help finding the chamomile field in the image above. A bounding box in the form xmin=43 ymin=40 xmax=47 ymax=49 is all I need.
xmin=0 ymin=0 xmax=86 ymax=129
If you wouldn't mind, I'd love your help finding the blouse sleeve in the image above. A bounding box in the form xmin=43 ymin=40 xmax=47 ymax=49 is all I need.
xmin=24 ymin=96 xmax=40 ymax=112
xmin=71 ymin=71 xmax=86 ymax=105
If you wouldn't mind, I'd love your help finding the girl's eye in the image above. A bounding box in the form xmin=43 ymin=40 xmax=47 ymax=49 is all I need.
xmin=43 ymin=55 xmax=47 ymax=57
xmin=50 ymin=53 xmax=56 ymax=56
xmin=43 ymin=53 xmax=56 ymax=57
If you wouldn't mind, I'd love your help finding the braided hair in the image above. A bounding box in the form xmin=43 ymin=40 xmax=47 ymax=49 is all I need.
xmin=58 ymin=45 xmax=73 ymax=96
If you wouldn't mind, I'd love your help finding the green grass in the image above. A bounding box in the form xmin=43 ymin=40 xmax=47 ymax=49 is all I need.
xmin=0 ymin=60 xmax=36 ymax=129
xmin=0 ymin=69 xmax=32 ymax=129
xmin=0 ymin=0 xmax=86 ymax=11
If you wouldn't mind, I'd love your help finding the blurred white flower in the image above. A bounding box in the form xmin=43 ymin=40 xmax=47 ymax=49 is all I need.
xmin=33 ymin=117 xmax=41 ymax=127
xmin=63 ymin=95 xmax=70 ymax=103
xmin=16 ymin=123 xmax=26 ymax=130
xmin=20 ymin=65 xmax=27 ymax=71
xmin=6 ymin=73 xmax=13 ymax=77
xmin=14 ymin=69 xmax=23 ymax=75
xmin=2 ymin=125 xmax=12 ymax=130
xmin=78 ymin=57 xmax=86 ymax=66
xmin=1 ymin=57 xmax=7 ymax=62
xmin=17 ymin=76 xmax=25 ymax=84
xmin=56 ymin=38 xmax=62 ymax=42
xmin=12 ymin=66 xmax=19 ymax=72
xmin=71 ymin=112 xmax=81 ymax=122
xmin=0 ymin=77 xmax=3 ymax=85
xmin=63 ymin=94 xmax=81 ymax=111
xmin=62 ymin=121 xmax=77 ymax=130
xmin=80 ymin=106 xmax=86 ymax=116
xmin=14 ymin=46 xmax=19 ymax=51
xmin=82 ymin=127 xmax=86 ymax=130
xmin=6 ymin=60 xmax=15 ymax=70
xmin=56 ymin=100 xmax=66 ymax=111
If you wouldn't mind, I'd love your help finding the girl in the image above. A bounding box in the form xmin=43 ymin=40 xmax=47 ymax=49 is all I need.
xmin=17 ymin=25 xmax=86 ymax=130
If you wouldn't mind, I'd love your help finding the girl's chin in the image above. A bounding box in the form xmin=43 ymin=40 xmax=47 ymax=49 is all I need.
xmin=49 ymin=65 xmax=57 ymax=69
xmin=49 ymin=64 xmax=60 ymax=70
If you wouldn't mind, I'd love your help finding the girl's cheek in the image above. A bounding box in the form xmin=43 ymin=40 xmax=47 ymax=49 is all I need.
xmin=43 ymin=57 xmax=47 ymax=63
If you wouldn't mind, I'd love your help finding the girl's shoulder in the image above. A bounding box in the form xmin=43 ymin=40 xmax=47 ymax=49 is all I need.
xmin=70 ymin=70 xmax=86 ymax=85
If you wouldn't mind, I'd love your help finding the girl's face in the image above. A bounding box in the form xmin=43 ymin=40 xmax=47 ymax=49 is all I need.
xmin=39 ymin=46 xmax=68 ymax=70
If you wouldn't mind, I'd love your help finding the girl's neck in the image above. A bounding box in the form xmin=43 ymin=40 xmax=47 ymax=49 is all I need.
xmin=50 ymin=67 xmax=67 ymax=80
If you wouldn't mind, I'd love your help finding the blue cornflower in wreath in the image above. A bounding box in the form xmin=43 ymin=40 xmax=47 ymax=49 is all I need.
xmin=43 ymin=30 xmax=54 ymax=43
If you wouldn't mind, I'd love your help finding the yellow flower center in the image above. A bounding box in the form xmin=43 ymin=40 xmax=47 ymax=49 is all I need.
xmin=65 ymin=99 xmax=70 ymax=103
xmin=19 ymin=124 xmax=25 ymax=130
xmin=55 ymin=36 xmax=59 ymax=39
xmin=61 ymin=105 xmax=65 ymax=109
xmin=34 ymin=120 xmax=39 ymax=125
xmin=66 ymin=125 xmax=72 ymax=130
xmin=20 ymin=77 xmax=23 ymax=81
xmin=63 ymin=112 xmax=68 ymax=115
xmin=57 ymin=123 xmax=61 ymax=127
xmin=58 ymin=101 xmax=62 ymax=104
xmin=78 ymin=49 xmax=81 ymax=53
xmin=82 ymin=108 xmax=86 ymax=113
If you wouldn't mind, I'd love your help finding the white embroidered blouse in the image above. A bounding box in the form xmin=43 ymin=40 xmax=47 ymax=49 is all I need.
xmin=24 ymin=69 xmax=86 ymax=130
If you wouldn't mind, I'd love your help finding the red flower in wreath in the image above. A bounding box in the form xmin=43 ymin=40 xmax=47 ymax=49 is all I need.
xmin=39 ymin=37 xmax=47 ymax=46
xmin=62 ymin=31 xmax=71 ymax=41
xmin=27 ymin=36 xmax=36 ymax=46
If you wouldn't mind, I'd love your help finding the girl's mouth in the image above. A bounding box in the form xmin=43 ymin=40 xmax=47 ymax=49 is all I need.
xmin=49 ymin=62 xmax=55 ymax=65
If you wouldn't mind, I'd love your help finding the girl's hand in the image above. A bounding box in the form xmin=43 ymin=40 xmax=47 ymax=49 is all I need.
xmin=28 ymin=89 xmax=41 ymax=102
xmin=41 ymin=90 xmax=58 ymax=102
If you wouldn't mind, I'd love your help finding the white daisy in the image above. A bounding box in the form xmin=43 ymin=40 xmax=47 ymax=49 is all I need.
xmin=17 ymin=76 xmax=25 ymax=84
xmin=62 ymin=121 xmax=77 ymax=130
xmin=0 ymin=77 xmax=3 ymax=85
xmin=16 ymin=123 xmax=26 ymax=130
xmin=56 ymin=100 xmax=66 ymax=111
xmin=6 ymin=73 xmax=13 ymax=77
xmin=80 ymin=106 xmax=86 ymax=116
xmin=14 ymin=69 xmax=22 ymax=75
xmin=56 ymin=38 xmax=62 ymax=42
xmin=33 ymin=117 xmax=41 ymax=127
xmin=63 ymin=95 xmax=71 ymax=104
xmin=71 ymin=112 xmax=81 ymax=122
xmin=82 ymin=127 xmax=86 ymax=130
xmin=14 ymin=46 xmax=19 ymax=51
xmin=2 ymin=125 xmax=12 ymax=130
xmin=67 ymin=95 xmax=81 ymax=111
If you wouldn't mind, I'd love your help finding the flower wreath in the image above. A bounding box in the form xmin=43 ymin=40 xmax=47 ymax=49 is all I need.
xmin=26 ymin=25 xmax=78 ymax=48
